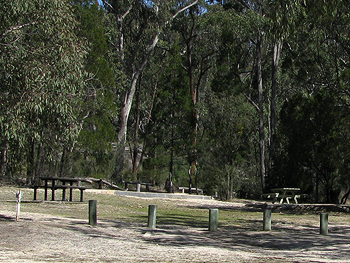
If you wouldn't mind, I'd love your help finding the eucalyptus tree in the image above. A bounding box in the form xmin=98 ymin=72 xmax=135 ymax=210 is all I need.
xmin=167 ymin=1 xmax=219 ymax=192
xmin=70 ymin=1 xmax=118 ymax=179
xmin=101 ymin=0 xmax=199 ymax=144
xmin=207 ymin=0 xmax=304 ymax=191
xmin=275 ymin=0 xmax=350 ymax=202
xmin=0 ymin=0 xmax=88 ymax=181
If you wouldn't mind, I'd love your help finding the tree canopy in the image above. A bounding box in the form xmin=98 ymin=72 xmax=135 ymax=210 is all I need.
xmin=3 ymin=0 xmax=350 ymax=203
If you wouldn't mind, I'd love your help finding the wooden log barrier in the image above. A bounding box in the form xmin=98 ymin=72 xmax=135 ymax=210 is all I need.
xmin=148 ymin=205 xmax=157 ymax=229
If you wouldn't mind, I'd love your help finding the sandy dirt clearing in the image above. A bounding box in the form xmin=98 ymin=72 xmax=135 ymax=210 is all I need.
xmin=1 ymin=191 xmax=350 ymax=262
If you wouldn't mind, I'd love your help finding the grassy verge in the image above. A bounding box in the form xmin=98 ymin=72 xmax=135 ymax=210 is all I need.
xmin=0 ymin=186 xmax=349 ymax=231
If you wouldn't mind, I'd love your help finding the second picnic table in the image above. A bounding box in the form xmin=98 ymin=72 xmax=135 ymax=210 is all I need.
xmin=262 ymin=188 xmax=301 ymax=204
xmin=33 ymin=177 xmax=92 ymax=202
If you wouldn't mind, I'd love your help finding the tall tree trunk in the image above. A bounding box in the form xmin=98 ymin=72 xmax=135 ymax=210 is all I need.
xmin=132 ymin=78 xmax=141 ymax=181
xmin=269 ymin=39 xmax=282 ymax=179
xmin=185 ymin=8 xmax=199 ymax=193
xmin=257 ymin=32 xmax=266 ymax=192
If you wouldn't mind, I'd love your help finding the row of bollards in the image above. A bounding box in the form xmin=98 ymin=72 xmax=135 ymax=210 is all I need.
xmin=263 ymin=205 xmax=330 ymax=235
xmin=147 ymin=205 xmax=219 ymax=231
xmin=88 ymin=201 xmax=219 ymax=231
xmin=88 ymin=200 xmax=329 ymax=235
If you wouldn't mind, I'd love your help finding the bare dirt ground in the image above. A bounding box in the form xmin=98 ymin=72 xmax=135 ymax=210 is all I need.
xmin=1 ymin=190 xmax=350 ymax=262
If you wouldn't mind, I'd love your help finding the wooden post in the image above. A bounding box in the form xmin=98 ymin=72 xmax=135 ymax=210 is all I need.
xmin=136 ymin=183 xmax=141 ymax=192
xmin=33 ymin=186 xmax=38 ymax=201
xmin=89 ymin=200 xmax=97 ymax=226
xmin=80 ymin=189 xmax=84 ymax=202
xmin=209 ymin=208 xmax=218 ymax=231
xmin=263 ymin=204 xmax=272 ymax=231
xmin=44 ymin=179 xmax=48 ymax=201
xmin=148 ymin=205 xmax=157 ymax=229
xmin=320 ymin=213 xmax=328 ymax=235
xmin=51 ymin=179 xmax=56 ymax=201
xmin=16 ymin=190 xmax=22 ymax=221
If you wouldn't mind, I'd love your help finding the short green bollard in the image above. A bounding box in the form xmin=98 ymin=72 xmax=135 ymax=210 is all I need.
xmin=89 ymin=200 xmax=97 ymax=226
xmin=263 ymin=205 xmax=272 ymax=231
xmin=209 ymin=208 xmax=218 ymax=231
xmin=320 ymin=213 xmax=328 ymax=235
xmin=148 ymin=205 xmax=157 ymax=229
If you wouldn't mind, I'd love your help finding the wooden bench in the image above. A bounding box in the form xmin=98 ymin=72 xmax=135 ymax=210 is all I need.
xmin=261 ymin=193 xmax=279 ymax=203
xmin=33 ymin=177 xmax=93 ymax=202
xmin=178 ymin=187 xmax=203 ymax=195
xmin=33 ymin=185 xmax=88 ymax=202
xmin=53 ymin=185 xmax=88 ymax=202
xmin=123 ymin=181 xmax=154 ymax=192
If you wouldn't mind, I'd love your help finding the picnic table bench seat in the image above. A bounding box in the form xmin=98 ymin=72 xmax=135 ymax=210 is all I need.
xmin=33 ymin=184 xmax=89 ymax=202
xmin=178 ymin=187 xmax=203 ymax=195
xmin=33 ymin=177 xmax=93 ymax=202
xmin=122 ymin=181 xmax=154 ymax=191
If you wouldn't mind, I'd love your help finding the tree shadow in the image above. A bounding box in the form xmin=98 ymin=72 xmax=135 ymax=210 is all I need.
xmin=139 ymin=221 xmax=350 ymax=262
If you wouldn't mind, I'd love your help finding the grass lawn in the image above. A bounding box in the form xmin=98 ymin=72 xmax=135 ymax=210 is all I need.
xmin=0 ymin=186 xmax=349 ymax=232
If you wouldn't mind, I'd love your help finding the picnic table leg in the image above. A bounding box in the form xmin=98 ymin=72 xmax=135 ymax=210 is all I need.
xmin=44 ymin=180 xmax=48 ymax=201
xmin=80 ymin=189 xmax=84 ymax=202
xmin=51 ymin=180 xmax=56 ymax=201
xmin=69 ymin=182 xmax=73 ymax=202
xmin=34 ymin=186 xmax=38 ymax=200
xmin=62 ymin=182 xmax=67 ymax=201
xmin=294 ymin=195 xmax=298 ymax=204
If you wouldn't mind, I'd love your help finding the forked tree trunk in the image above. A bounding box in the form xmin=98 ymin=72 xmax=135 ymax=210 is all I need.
xmin=116 ymin=1 xmax=199 ymax=143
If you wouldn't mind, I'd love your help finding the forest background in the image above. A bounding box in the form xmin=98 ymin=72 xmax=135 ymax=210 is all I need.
xmin=2 ymin=0 xmax=350 ymax=204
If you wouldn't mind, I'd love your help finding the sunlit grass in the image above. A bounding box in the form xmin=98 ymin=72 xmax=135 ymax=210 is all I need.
xmin=0 ymin=186 xmax=349 ymax=231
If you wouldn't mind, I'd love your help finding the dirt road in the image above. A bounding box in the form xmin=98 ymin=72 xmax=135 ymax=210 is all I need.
xmin=1 ymin=196 xmax=350 ymax=263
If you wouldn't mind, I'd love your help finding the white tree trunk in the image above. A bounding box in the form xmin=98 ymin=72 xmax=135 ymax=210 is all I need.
xmin=116 ymin=0 xmax=199 ymax=143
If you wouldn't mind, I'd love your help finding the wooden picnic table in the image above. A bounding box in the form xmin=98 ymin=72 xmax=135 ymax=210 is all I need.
xmin=270 ymin=188 xmax=301 ymax=204
xmin=33 ymin=177 xmax=92 ymax=202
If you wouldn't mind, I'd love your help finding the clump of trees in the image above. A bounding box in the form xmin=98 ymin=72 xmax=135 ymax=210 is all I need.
xmin=2 ymin=0 xmax=350 ymax=203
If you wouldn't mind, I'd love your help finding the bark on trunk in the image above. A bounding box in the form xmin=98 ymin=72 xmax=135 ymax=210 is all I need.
xmin=257 ymin=32 xmax=266 ymax=192
xmin=269 ymin=40 xmax=282 ymax=176
xmin=131 ymin=79 xmax=141 ymax=180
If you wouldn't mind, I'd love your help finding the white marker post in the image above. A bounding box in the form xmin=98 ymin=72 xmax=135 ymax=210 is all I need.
xmin=16 ymin=190 xmax=22 ymax=221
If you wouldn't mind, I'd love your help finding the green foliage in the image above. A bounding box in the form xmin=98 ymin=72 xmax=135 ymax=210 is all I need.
xmin=70 ymin=1 xmax=119 ymax=180
xmin=277 ymin=90 xmax=350 ymax=203
xmin=0 ymin=0 xmax=88 ymax=180
xmin=198 ymin=90 xmax=259 ymax=199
